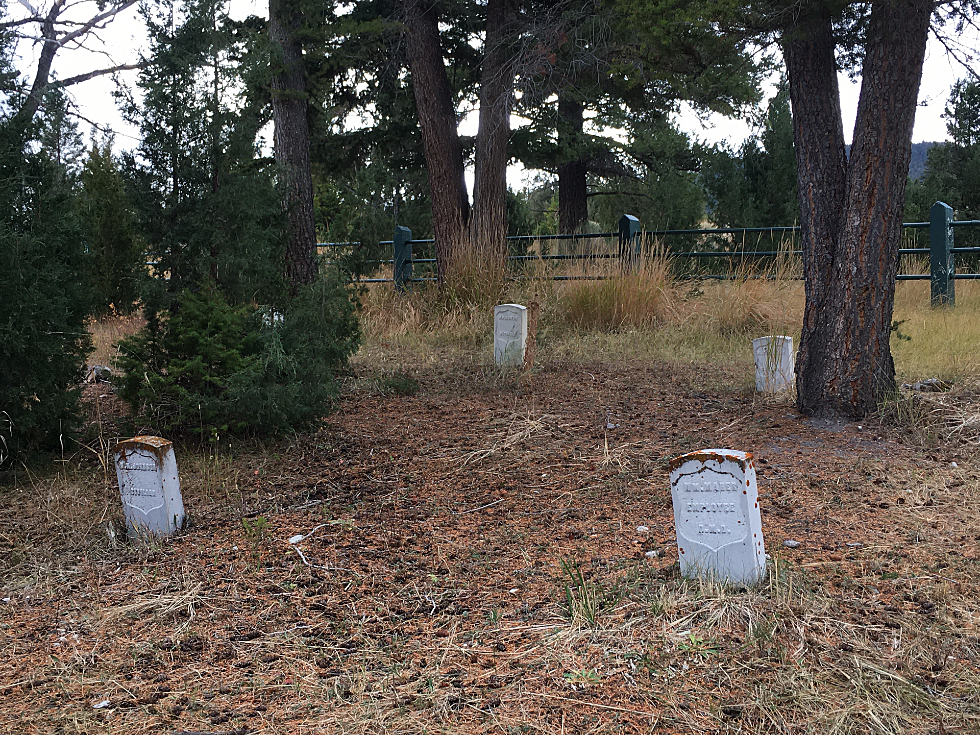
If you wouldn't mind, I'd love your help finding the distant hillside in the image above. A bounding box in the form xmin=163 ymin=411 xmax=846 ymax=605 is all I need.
xmin=909 ymin=142 xmax=939 ymax=180
xmin=843 ymin=141 xmax=939 ymax=180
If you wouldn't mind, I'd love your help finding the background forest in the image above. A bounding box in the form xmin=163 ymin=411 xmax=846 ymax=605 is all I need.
xmin=1 ymin=0 xmax=977 ymax=464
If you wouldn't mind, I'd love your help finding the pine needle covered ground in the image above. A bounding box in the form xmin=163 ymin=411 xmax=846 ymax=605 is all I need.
xmin=2 ymin=277 xmax=979 ymax=735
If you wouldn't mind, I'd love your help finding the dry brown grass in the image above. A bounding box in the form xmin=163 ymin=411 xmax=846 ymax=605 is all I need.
xmin=359 ymin=251 xmax=980 ymax=392
xmin=4 ymin=260 xmax=980 ymax=734
xmin=560 ymin=256 xmax=676 ymax=330
xmin=0 ymin=429 xmax=279 ymax=588
xmin=358 ymin=246 xmax=805 ymax=382
xmin=892 ymin=280 xmax=980 ymax=382
xmin=686 ymin=258 xmax=803 ymax=339
xmin=4 ymin=351 xmax=980 ymax=734
xmin=6 ymin=482 xmax=977 ymax=734
xmin=442 ymin=241 xmax=510 ymax=308
xmin=86 ymin=311 xmax=145 ymax=369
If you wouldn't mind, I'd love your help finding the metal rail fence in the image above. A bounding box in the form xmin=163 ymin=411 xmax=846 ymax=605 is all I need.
xmin=319 ymin=201 xmax=980 ymax=307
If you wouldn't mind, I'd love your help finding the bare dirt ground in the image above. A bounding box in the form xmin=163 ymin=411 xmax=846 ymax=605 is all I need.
xmin=2 ymin=354 xmax=979 ymax=734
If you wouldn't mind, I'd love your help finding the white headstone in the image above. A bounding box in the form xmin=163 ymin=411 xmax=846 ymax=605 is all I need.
xmin=113 ymin=436 xmax=185 ymax=540
xmin=669 ymin=449 xmax=766 ymax=584
xmin=752 ymin=335 xmax=794 ymax=392
xmin=494 ymin=304 xmax=528 ymax=367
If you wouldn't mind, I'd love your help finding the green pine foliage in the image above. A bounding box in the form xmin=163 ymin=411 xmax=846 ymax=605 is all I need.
xmin=116 ymin=279 xmax=360 ymax=438
xmin=313 ymin=164 xmax=430 ymax=278
xmin=588 ymin=120 xmax=705 ymax=232
xmin=701 ymin=82 xmax=799 ymax=230
xmin=0 ymin=92 xmax=93 ymax=465
xmin=246 ymin=276 xmax=361 ymax=431
xmin=116 ymin=286 xmax=262 ymax=435
xmin=114 ymin=0 xmax=361 ymax=438
xmin=121 ymin=0 xmax=284 ymax=304
xmin=943 ymin=79 xmax=980 ymax=148
xmin=909 ymin=80 xmax=980 ymax=221
xmin=905 ymin=79 xmax=980 ymax=267
xmin=79 ymin=137 xmax=145 ymax=314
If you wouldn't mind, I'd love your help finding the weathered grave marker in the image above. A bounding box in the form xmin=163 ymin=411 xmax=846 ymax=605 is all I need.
xmin=752 ymin=335 xmax=794 ymax=392
xmin=494 ymin=304 xmax=528 ymax=367
xmin=113 ymin=436 xmax=185 ymax=540
xmin=669 ymin=449 xmax=766 ymax=584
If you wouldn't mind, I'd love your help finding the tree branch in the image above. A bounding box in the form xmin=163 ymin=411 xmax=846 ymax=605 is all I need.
xmin=6 ymin=0 xmax=139 ymax=131
xmin=586 ymin=189 xmax=656 ymax=203
xmin=51 ymin=62 xmax=144 ymax=88
xmin=14 ymin=0 xmax=41 ymax=18
xmin=10 ymin=1 xmax=64 ymax=130
xmin=58 ymin=0 xmax=137 ymax=47
xmin=931 ymin=24 xmax=980 ymax=82
xmin=0 ymin=17 xmax=45 ymax=29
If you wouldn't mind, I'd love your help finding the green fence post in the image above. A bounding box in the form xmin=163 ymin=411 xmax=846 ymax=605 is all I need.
xmin=619 ymin=214 xmax=641 ymax=271
xmin=930 ymin=201 xmax=954 ymax=307
xmin=393 ymin=226 xmax=413 ymax=292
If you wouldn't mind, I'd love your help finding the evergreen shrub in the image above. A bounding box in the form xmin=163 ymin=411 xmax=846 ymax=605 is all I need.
xmin=116 ymin=276 xmax=360 ymax=438
xmin=0 ymin=142 xmax=92 ymax=468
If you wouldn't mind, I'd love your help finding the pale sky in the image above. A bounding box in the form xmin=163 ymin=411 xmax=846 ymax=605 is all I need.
xmin=677 ymin=30 xmax=975 ymax=150
xmin=15 ymin=2 xmax=978 ymax=168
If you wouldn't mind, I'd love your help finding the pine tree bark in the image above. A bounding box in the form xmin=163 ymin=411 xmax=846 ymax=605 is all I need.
xmin=786 ymin=0 xmax=933 ymax=418
xmin=470 ymin=0 xmax=520 ymax=263
xmin=404 ymin=0 xmax=470 ymax=282
xmin=557 ymin=95 xmax=588 ymax=234
xmin=784 ymin=9 xmax=849 ymax=411
xmin=270 ymin=0 xmax=318 ymax=291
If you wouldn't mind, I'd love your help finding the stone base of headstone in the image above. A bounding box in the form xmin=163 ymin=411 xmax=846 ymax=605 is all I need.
xmin=752 ymin=335 xmax=794 ymax=392
xmin=669 ymin=449 xmax=766 ymax=585
xmin=494 ymin=304 xmax=528 ymax=367
xmin=114 ymin=436 xmax=185 ymax=540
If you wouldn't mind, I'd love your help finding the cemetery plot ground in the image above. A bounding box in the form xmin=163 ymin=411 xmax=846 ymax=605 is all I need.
xmin=2 ymin=356 xmax=979 ymax=734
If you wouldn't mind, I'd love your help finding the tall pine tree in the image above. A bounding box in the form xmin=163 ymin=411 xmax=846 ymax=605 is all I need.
xmin=122 ymin=0 xmax=283 ymax=304
xmin=1 ymin=85 xmax=93 ymax=464
xmin=79 ymin=136 xmax=145 ymax=315
xmin=702 ymin=82 xmax=798 ymax=230
xmin=117 ymin=0 xmax=360 ymax=437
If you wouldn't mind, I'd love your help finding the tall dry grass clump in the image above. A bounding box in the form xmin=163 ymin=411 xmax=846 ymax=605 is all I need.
xmin=359 ymin=282 xmax=491 ymax=345
xmin=358 ymin=235 xmax=815 ymax=369
xmin=559 ymin=254 xmax=676 ymax=330
xmin=684 ymin=245 xmax=803 ymax=338
xmin=441 ymin=240 xmax=509 ymax=309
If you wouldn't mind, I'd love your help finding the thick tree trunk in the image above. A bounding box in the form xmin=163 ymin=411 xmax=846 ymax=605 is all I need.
xmin=270 ymin=0 xmax=318 ymax=291
xmin=783 ymin=10 xmax=849 ymax=411
xmin=826 ymin=0 xmax=931 ymax=413
xmin=404 ymin=0 xmax=470 ymax=282
xmin=787 ymin=0 xmax=932 ymax=418
xmin=557 ymin=95 xmax=588 ymax=234
xmin=470 ymin=0 xmax=520 ymax=264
